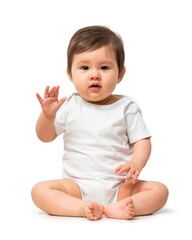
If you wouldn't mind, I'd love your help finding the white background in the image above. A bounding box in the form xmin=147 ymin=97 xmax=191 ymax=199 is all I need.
xmin=0 ymin=0 xmax=191 ymax=239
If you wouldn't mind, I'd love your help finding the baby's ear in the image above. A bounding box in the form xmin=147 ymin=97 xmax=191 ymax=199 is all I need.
xmin=67 ymin=68 xmax=73 ymax=82
xmin=118 ymin=67 xmax=126 ymax=83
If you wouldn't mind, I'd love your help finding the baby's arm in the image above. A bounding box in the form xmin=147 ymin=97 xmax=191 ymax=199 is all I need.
xmin=114 ymin=138 xmax=151 ymax=183
xmin=36 ymin=86 xmax=66 ymax=142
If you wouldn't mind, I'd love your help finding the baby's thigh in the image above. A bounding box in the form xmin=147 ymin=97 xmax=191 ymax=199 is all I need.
xmin=118 ymin=180 xmax=167 ymax=201
xmin=32 ymin=179 xmax=82 ymax=199
xmin=59 ymin=179 xmax=82 ymax=199
xmin=117 ymin=179 xmax=150 ymax=201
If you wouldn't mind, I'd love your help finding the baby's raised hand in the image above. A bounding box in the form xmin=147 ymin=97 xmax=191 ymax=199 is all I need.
xmin=114 ymin=159 xmax=143 ymax=184
xmin=36 ymin=86 xmax=66 ymax=119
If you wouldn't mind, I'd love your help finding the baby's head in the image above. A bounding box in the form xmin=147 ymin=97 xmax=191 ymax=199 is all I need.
xmin=67 ymin=25 xmax=125 ymax=77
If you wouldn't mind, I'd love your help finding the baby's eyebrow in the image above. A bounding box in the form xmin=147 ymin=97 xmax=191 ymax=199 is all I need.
xmin=74 ymin=58 xmax=115 ymax=68
xmin=78 ymin=61 xmax=113 ymax=65
xmin=76 ymin=61 xmax=89 ymax=65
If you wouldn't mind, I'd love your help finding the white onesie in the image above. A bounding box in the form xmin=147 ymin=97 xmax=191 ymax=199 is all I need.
xmin=54 ymin=93 xmax=151 ymax=205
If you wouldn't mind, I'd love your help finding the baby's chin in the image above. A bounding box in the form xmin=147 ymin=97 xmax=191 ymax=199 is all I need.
xmin=80 ymin=95 xmax=107 ymax=105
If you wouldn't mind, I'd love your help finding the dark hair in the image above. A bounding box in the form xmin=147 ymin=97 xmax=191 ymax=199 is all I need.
xmin=67 ymin=25 xmax=125 ymax=76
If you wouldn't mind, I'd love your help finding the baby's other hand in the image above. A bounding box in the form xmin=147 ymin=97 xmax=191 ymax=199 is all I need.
xmin=36 ymin=86 xmax=66 ymax=119
xmin=114 ymin=159 xmax=143 ymax=183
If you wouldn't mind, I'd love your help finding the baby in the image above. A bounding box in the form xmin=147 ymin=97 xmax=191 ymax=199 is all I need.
xmin=32 ymin=25 xmax=169 ymax=220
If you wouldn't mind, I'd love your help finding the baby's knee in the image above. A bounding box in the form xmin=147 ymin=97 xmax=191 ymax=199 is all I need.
xmin=162 ymin=183 xmax=169 ymax=199
xmin=155 ymin=182 xmax=169 ymax=202
xmin=31 ymin=181 xmax=47 ymax=202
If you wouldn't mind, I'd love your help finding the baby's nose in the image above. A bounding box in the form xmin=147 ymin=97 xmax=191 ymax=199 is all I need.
xmin=90 ymin=70 xmax=101 ymax=80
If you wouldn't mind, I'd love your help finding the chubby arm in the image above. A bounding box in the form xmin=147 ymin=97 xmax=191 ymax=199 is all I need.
xmin=36 ymin=86 xmax=66 ymax=142
xmin=114 ymin=138 xmax=151 ymax=183
xmin=36 ymin=112 xmax=57 ymax=142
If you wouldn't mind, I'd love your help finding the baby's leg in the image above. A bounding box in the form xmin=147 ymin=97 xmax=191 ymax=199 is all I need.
xmin=31 ymin=179 xmax=104 ymax=220
xmin=104 ymin=180 xmax=168 ymax=219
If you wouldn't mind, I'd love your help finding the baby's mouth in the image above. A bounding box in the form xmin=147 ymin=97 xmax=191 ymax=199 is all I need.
xmin=90 ymin=85 xmax=101 ymax=88
xmin=89 ymin=83 xmax=101 ymax=92
xmin=89 ymin=83 xmax=101 ymax=88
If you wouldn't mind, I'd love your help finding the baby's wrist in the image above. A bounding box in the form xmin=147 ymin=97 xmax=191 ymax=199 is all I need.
xmin=41 ymin=111 xmax=56 ymax=120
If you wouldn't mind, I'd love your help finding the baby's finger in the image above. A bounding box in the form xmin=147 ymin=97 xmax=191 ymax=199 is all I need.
xmin=129 ymin=170 xmax=140 ymax=184
xmin=44 ymin=86 xmax=50 ymax=98
xmin=114 ymin=165 xmax=121 ymax=172
xmin=57 ymin=97 xmax=67 ymax=108
xmin=115 ymin=165 xmax=128 ymax=175
xmin=126 ymin=169 xmax=135 ymax=181
xmin=131 ymin=171 xmax=139 ymax=184
xmin=36 ymin=93 xmax=43 ymax=104
xmin=114 ymin=165 xmax=123 ymax=174
xmin=50 ymin=86 xmax=59 ymax=97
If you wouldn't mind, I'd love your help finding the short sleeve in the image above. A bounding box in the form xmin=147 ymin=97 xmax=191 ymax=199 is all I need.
xmin=125 ymin=99 xmax=151 ymax=144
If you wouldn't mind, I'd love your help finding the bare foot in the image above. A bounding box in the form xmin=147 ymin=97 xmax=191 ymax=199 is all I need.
xmin=84 ymin=202 xmax=104 ymax=221
xmin=104 ymin=198 xmax=135 ymax=220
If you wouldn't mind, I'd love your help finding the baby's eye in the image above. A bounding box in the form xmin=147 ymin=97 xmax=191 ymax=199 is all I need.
xmin=80 ymin=66 xmax=89 ymax=70
xmin=100 ymin=66 xmax=109 ymax=70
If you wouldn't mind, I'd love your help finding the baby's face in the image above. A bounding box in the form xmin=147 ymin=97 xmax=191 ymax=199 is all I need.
xmin=68 ymin=46 xmax=123 ymax=104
